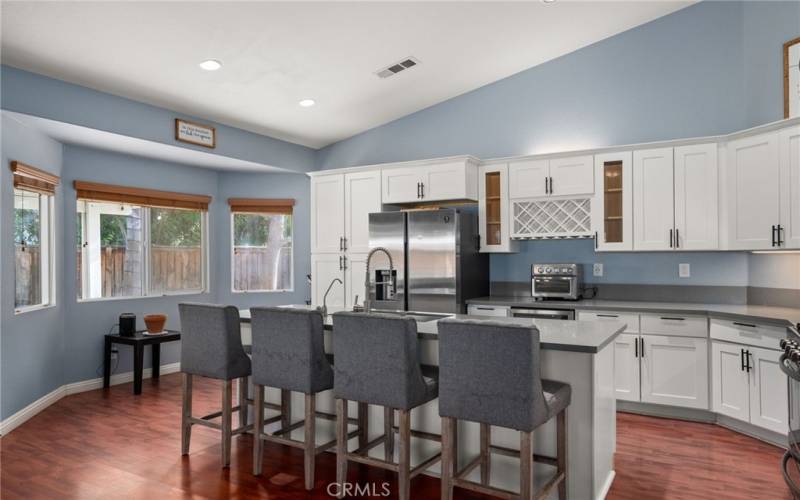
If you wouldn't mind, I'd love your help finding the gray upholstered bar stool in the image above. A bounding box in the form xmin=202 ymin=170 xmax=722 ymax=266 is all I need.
xmin=332 ymin=311 xmax=441 ymax=500
xmin=438 ymin=319 xmax=571 ymax=500
xmin=178 ymin=303 xmax=252 ymax=468
xmin=250 ymin=307 xmax=365 ymax=490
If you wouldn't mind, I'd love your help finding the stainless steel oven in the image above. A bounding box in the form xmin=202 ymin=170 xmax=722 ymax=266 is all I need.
xmin=780 ymin=331 xmax=800 ymax=497
xmin=531 ymin=263 xmax=582 ymax=301
xmin=510 ymin=308 xmax=575 ymax=321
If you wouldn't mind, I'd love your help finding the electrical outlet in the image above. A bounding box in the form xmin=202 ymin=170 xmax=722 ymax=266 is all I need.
xmin=593 ymin=263 xmax=604 ymax=277
xmin=679 ymin=263 xmax=691 ymax=278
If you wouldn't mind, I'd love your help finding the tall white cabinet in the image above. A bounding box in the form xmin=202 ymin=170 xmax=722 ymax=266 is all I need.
xmin=310 ymin=170 xmax=381 ymax=309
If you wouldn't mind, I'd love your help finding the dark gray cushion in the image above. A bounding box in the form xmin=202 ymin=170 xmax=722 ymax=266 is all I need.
xmin=179 ymin=303 xmax=251 ymax=381
xmin=331 ymin=312 xmax=438 ymax=410
xmin=250 ymin=307 xmax=333 ymax=394
xmin=437 ymin=318 xmax=570 ymax=432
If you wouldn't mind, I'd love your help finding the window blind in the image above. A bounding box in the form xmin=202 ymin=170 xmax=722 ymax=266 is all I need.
xmin=227 ymin=198 xmax=294 ymax=214
xmin=74 ymin=181 xmax=211 ymax=210
xmin=11 ymin=161 xmax=60 ymax=195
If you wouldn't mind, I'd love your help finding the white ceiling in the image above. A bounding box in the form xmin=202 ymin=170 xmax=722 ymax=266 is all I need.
xmin=4 ymin=111 xmax=292 ymax=173
xmin=1 ymin=1 xmax=693 ymax=149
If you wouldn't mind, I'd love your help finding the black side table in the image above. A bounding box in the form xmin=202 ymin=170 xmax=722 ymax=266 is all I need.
xmin=104 ymin=330 xmax=181 ymax=395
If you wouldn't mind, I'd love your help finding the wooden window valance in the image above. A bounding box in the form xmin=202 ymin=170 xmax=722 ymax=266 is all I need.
xmin=74 ymin=181 xmax=211 ymax=211
xmin=228 ymin=198 xmax=295 ymax=215
xmin=11 ymin=161 xmax=60 ymax=195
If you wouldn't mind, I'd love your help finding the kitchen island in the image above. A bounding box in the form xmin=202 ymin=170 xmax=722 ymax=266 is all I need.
xmin=240 ymin=308 xmax=625 ymax=500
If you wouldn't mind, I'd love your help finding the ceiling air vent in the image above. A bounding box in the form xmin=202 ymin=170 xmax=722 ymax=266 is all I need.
xmin=375 ymin=57 xmax=420 ymax=79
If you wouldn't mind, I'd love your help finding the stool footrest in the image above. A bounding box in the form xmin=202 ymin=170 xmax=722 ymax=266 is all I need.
xmin=489 ymin=444 xmax=558 ymax=466
xmin=410 ymin=452 xmax=442 ymax=479
xmin=451 ymin=477 xmax=517 ymax=500
xmin=391 ymin=425 xmax=442 ymax=443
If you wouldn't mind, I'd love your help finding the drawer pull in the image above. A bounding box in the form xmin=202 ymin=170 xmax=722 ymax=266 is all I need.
xmin=476 ymin=307 xmax=494 ymax=311
xmin=597 ymin=314 xmax=619 ymax=318
xmin=733 ymin=322 xmax=757 ymax=329
xmin=660 ymin=316 xmax=686 ymax=321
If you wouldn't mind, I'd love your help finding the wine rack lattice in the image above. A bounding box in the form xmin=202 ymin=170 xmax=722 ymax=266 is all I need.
xmin=512 ymin=198 xmax=592 ymax=239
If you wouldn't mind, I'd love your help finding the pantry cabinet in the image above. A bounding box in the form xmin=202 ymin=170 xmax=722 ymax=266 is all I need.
xmin=311 ymin=175 xmax=345 ymax=254
xmin=478 ymin=164 xmax=517 ymax=253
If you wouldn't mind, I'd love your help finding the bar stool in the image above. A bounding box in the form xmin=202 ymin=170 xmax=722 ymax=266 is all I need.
xmin=178 ymin=303 xmax=252 ymax=468
xmin=250 ymin=307 xmax=365 ymax=490
xmin=332 ymin=311 xmax=441 ymax=500
xmin=437 ymin=319 xmax=570 ymax=500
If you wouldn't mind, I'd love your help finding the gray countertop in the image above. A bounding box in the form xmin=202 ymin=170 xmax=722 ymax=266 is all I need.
xmin=466 ymin=297 xmax=800 ymax=329
xmin=239 ymin=306 xmax=625 ymax=354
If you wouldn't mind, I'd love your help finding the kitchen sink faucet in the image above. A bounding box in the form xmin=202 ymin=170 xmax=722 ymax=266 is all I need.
xmin=321 ymin=278 xmax=342 ymax=319
xmin=363 ymin=247 xmax=394 ymax=314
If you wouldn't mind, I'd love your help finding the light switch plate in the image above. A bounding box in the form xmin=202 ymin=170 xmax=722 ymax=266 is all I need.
xmin=593 ymin=263 xmax=604 ymax=277
xmin=679 ymin=263 xmax=691 ymax=278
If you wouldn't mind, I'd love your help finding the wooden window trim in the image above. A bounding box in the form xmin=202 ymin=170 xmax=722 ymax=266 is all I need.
xmin=11 ymin=161 xmax=60 ymax=195
xmin=228 ymin=198 xmax=294 ymax=215
xmin=74 ymin=181 xmax=211 ymax=211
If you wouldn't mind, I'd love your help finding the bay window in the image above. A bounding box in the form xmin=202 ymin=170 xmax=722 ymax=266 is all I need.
xmin=11 ymin=161 xmax=58 ymax=313
xmin=75 ymin=181 xmax=210 ymax=300
xmin=229 ymin=198 xmax=294 ymax=292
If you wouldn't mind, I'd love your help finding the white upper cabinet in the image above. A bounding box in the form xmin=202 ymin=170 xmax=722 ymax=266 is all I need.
xmin=780 ymin=125 xmax=800 ymax=248
xmin=381 ymin=158 xmax=478 ymax=204
xmin=382 ymin=166 xmax=423 ymax=204
xmin=674 ymin=144 xmax=719 ymax=250
xmin=509 ymin=155 xmax=593 ymax=199
xmin=548 ymin=155 xmax=594 ymax=196
xmin=344 ymin=171 xmax=382 ymax=254
xmin=478 ymin=163 xmax=517 ymax=253
xmin=509 ymin=159 xmax=549 ymax=199
xmin=633 ymin=147 xmax=675 ymax=251
xmin=725 ymin=132 xmax=781 ymax=250
xmin=311 ymin=175 xmax=345 ymax=254
xmin=593 ymin=151 xmax=633 ymax=251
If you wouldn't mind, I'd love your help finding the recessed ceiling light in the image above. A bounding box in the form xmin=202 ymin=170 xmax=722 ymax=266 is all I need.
xmin=298 ymin=99 xmax=316 ymax=107
xmin=199 ymin=59 xmax=222 ymax=71
xmin=542 ymin=0 xmax=556 ymax=3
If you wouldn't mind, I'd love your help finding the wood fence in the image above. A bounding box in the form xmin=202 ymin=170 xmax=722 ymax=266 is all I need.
xmin=15 ymin=245 xmax=41 ymax=306
xmin=233 ymin=246 xmax=291 ymax=291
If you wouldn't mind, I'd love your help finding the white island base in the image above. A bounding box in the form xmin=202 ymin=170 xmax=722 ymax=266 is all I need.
xmin=241 ymin=323 xmax=617 ymax=500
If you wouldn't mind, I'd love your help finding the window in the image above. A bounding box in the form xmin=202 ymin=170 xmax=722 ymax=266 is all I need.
xmin=11 ymin=161 xmax=58 ymax=313
xmin=75 ymin=181 xmax=210 ymax=301
xmin=229 ymin=198 xmax=294 ymax=292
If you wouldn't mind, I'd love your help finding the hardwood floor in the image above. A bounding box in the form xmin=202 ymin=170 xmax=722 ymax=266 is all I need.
xmin=0 ymin=373 xmax=791 ymax=499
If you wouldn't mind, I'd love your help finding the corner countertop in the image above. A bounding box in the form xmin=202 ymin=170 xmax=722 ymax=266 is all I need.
xmin=466 ymin=297 xmax=800 ymax=329
xmin=239 ymin=307 xmax=625 ymax=354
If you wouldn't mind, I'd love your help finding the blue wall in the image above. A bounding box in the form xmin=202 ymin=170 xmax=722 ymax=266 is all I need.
xmin=1 ymin=114 xmax=65 ymax=419
xmin=1 ymin=65 xmax=317 ymax=174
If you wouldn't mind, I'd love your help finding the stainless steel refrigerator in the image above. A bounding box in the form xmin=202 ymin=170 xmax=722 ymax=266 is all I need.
xmin=367 ymin=208 xmax=489 ymax=314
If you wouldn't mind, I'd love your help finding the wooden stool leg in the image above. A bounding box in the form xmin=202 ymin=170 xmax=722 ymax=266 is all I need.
xmin=520 ymin=430 xmax=533 ymax=500
xmin=222 ymin=380 xmax=233 ymax=468
xmin=398 ymin=409 xmax=411 ymax=500
xmin=384 ymin=407 xmax=394 ymax=462
xmin=181 ymin=373 xmax=192 ymax=455
xmin=304 ymin=393 xmax=316 ymax=490
xmin=358 ymin=402 xmax=369 ymax=449
xmin=238 ymin=376 xmax=248 ymax=429
xmin=480 ymin=422 xmax=491 ymax=486
xmin=253 ymin=384 xmax=264 ymax=475
xmin=335 ymin=398 xmax=348 ymax=498
xmin=557 ymin=408 xmax=568 ymax=500
xmin=440 ymin=416 xmax=455 ymax=500
xmin=281 ymin=389 xmax=292 ymax=432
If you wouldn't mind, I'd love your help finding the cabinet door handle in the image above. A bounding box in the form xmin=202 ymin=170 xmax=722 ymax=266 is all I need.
xmin=476 ymin=307 xmax=495 ymax=311
xmin=420 ymin=182 xmax=425 ymax=198
xmin=772 ymin=225 xmax=777 ymax=247
xmin=745 ymin=350 xmax=752 ymax=373
xmin=660 ymin=316 xmax=685 ymax=321
xmin=741 ymin=348 xmax=746 ymax=372
xmin=778 ymin=224 xmax=784 ymax=246
xmin=544 ymin=176 xmax=549 ymax=194
xmin=669 ymin=229 xmax=673 ymax=248
xmin=342 ymin=237 xmax=347 ymax=251
xmin=675 ymin=228 xmax=680 ymax=249
xmin=550 ymin=177 xmax=554 ymax=194
xmin=339 ymin=237 xmax=344 ymax=251
xmin=597 ymin=314 xmax=619 ymax=318
xmin=634 ymin=338 xmax=638 ymax=358
xmin=417 ymin=182 xmax=421 ymax=199
xmin=342 ymin=255 xmax=347 ymax=270
xmin=594 ymin=231 xmax=598 ymax=249
xmin=640 ymin=338 xmax=645 ymax=358
xmin=339 ymin=256 xmax=343 ymax=271
xmin=733 ymin=322 xmax=757 ymax=329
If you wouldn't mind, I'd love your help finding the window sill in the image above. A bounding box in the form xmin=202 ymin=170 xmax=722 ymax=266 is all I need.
xmin=231 ymin=289 xmax=295 ymax=294
xmin=14 ymin=303 xmax=57 ymax=316
xmin=77 ymin=290 xmax=209 ymax=304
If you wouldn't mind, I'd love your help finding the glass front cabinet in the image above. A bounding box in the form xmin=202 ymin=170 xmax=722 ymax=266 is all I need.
xmin=593 ymin=151 xmax=633 ymax=251
xmin=478 ymin=163 xmax=518 ymax=253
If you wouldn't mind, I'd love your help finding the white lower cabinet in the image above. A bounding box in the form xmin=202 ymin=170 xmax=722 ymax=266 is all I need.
xmin=343 ymin=252 xmax=368 ymax=309
xmin=640 ymin=334 xmax=708 ymax=409
xmin=311 ymin=254 xmax=345 ymax=308
xmin=614 ymin=333 xmax=641 ymax=402
xmin=711 ymin=341 xmax=788 ymax=434
xmin=467 ymin=304 xmax=510 ymax=317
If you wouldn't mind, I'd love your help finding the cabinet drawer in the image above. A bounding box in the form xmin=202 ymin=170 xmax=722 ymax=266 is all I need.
xmin=640 ymin=313 xmax=707 ymax=338
xmin=467 ymin=304 xmax=510 ymax=317
xmin=709 ymin=318 xmax=786 ymax=351
xmin=578 ymin=310 xmax=639 ymax=333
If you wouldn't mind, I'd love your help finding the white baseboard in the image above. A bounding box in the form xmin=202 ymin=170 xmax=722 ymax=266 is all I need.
xmin=598 ymin=470 xmax=616 ymax=500
xmin=0 ymin=362 xmax=181 ymax=436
